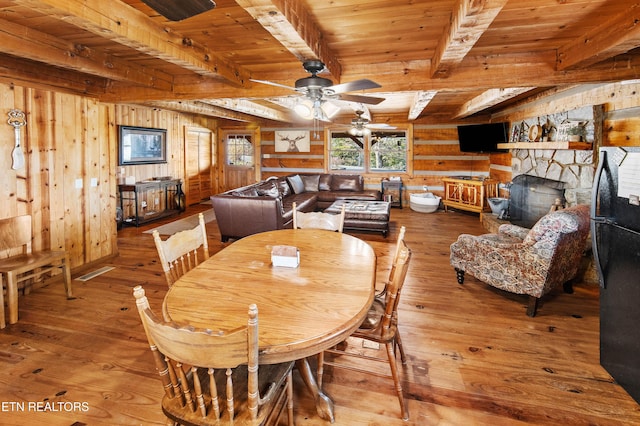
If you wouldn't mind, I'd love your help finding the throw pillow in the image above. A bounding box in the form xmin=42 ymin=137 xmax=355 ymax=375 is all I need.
xmin=277 ymin=178 xmax=292 ymax=197
xmin=318 ymin=174 xmax=331 ymax=191
xmin=330 ymin=175 xmax=360 ymax=191
xmin=300 ymin=174 xmax=320 ymax=192
xmin=287 ymin=174 xmax=305 ymax=194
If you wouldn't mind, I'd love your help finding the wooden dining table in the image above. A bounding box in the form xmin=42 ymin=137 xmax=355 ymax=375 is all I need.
xmin=162 ymin=228 xmax=377 ymax=423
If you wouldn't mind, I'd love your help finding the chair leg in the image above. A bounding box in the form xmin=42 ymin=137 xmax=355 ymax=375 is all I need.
xmin=563 ymin=280 xmax=574 ymax=294
xmin=395 ymin=329 xmax=407 ymax=364
xmin=6 ymin=272 xmax=19 ymax=325
xmin=62 ymin=256 xmax=73 ymax=298
xmin=286 ymin=370 xmax=294 ymax=426
xmin=527 ymin=296 xmax=539 ymax=317
xmin=455 ymin=268 xmax=465 ymax=284
xmin=385 ymin=342 xmax=409 ymax=421
xmin=0 ymin=274 xmax=5 ymax=329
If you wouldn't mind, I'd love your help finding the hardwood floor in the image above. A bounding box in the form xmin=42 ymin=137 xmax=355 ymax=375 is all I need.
xmin=1 ymin=205 xmax=639 ymax=425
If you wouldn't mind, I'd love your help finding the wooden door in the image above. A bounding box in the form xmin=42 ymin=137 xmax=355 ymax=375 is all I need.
xmin=185 ymin=127 xmax=214 ymax=205
xmin=221 ymin=131 xmax=257 ymax=192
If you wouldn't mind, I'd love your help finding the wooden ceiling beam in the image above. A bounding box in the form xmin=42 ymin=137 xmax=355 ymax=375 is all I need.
xmin=454 ymin=87 xmax=535 ymax=119
xmin=145 ymin=100 xmax=261 ymax=122
xmin=0 ymin=54 xmax=106 ymax=96
xmin=408 ymin=91 xmax=437 ymax=120
xmin=202 ymin=98 xmax=293 ymax=122
xmin=235 ymin=0 xmax=341 ymax=79
xmin=11 ymin=0 xmax=249 ymax=87
xmin=0 ymin=17 xmax=172 ymax=91
xmin=557 ymin=3 xmax=640 ymax=71
xmin=101 ymin=52 xmax=640 ymax=104
xmin=431 ymin=0 xmax=508 ymax=78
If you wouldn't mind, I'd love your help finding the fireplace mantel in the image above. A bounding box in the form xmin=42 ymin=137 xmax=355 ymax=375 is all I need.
xmin=497 ymin=141 xmax=592 ymax=150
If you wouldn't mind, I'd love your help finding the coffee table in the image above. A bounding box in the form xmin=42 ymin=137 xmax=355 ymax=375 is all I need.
xmin=324 ymin=199 xmax=391 ymax=237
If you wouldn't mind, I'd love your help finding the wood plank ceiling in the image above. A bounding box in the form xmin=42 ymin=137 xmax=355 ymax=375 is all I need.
xmin=1 ymin=0 xmax=640 ymax=125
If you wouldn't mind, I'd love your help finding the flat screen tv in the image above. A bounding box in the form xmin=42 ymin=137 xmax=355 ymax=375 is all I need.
xmin=457 ymin=122 xmax=509 ymax=153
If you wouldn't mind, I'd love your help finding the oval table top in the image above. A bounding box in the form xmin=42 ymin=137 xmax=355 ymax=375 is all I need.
xmin=163 ymin=228 xmax=376 ymax=364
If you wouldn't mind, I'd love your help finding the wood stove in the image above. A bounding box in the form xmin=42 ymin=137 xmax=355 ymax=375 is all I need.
xmin=509 ymin=175 xmax=565 ymax=228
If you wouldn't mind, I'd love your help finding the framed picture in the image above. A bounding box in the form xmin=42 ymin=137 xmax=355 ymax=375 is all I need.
xmin=275 ymin=131 xmax=310 ymax=152
xmin=118 ymin=125 xmax=167 ymax=165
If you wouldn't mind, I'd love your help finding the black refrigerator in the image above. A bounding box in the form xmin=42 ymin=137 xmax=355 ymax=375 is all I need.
xmin=591 ymin=146 xmax=640 ymax=404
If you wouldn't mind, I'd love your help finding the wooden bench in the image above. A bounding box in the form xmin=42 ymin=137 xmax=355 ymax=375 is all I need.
xmin=0 ymin=215 xmax=73 ymax=328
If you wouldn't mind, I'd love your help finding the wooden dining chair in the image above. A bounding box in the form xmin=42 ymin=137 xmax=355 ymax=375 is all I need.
xmin=292 ymin=201 xmax=345 ymax=232
xmin=317 ymin=240 xmax=412 ymax=421
xmin=133 ymin=285 xmax=295 ymax=426
xmin=375 ymin=225 xmax=406 ymax=300
xmin=152 ymin=212 xmax=209 ymax=287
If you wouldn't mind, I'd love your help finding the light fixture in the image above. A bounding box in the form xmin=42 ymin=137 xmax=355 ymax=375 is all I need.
xmin=349 ymin=109 xmax=372 ymax=136
xmin=320 ymin=101 xmax=340 ymax=119
xmin=348 ymin=125 xmax=371 ymax=137
xmin=294 ymin=98 xmax=341 ymax=121
xmin=293 ymin=98 xmax=314 ymax=119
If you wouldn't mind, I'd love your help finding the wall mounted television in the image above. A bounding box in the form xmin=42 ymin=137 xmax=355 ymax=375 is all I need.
xmin=457 ymin=122 xmax=509 ymax=153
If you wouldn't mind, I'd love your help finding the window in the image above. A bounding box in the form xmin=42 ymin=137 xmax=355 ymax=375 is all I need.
xmin=329 ymin=130 xmax=407 ymax=172
xmin=225 ymin=134 xmax=253 ymax=166
xmin=329 ymin=132 xmax=364 ymax=171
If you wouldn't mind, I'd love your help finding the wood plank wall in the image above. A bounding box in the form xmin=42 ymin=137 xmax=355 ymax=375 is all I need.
xmin=255 ymin=123 xmax=510 ymax=203
xmin=0 ymin=84 xmax=116 ymax=270
xmin=0 ymin=85 xmax=218 ymax=272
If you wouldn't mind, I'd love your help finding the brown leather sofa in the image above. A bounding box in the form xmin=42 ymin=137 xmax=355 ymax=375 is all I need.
xmin=211 ymin=173 xmax=381 ymax=241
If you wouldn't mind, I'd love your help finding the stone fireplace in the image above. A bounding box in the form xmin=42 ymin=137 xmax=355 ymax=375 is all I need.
xmin=510 ymin=148 xmax=594 ymax=208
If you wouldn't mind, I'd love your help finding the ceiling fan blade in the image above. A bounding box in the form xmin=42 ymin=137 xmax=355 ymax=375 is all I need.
xmin=329 ymin=79 xmax=381 ymax=94
xmin=337 ymin=93 xmax=385 ymax=105
xmin=251 ymin=79 xmax=297 ymax=91
xmin=367 ymin=123 xmax=397 ymax=129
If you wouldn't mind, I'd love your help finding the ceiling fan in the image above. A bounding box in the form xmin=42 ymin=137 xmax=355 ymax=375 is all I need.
xmin=252 ymin=60 xmax=385 ymax=121
xmin=339 ymin=110 xmax=396 ymax=136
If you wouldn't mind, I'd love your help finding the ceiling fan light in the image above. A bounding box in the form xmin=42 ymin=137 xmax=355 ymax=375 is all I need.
xmin=294 ymin=99 xmax=314 ymax=119
xmin=320 ymin=101 xmax=341 ymax=119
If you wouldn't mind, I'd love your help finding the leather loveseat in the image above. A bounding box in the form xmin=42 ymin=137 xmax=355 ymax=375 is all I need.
xmin=211 ymin=173 xmax=381 ymax=242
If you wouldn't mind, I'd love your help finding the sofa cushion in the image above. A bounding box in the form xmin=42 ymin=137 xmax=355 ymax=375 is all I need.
xmin=318 ymin=174 xmax=331 ymax=191
xmin=287 ymin=174 xmax=305 ymax=194
xmin=281 ymin=193 xmax=317 ymax=221
xmin=232 ymin=187 xmax=259 ymax=197
xmin=256 ymin=181 xmax=280 ymax=198
xmin=300 ymin=174 xmax=320 ymax=192
xmin=330 ymin=175 xmax=362 ymax=191
xmin=316 ymin=190 xmax=380 ymax=203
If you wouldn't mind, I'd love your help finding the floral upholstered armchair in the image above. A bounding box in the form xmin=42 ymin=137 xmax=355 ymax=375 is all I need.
xmin=449 ymin=204 xmax=590 ymax=316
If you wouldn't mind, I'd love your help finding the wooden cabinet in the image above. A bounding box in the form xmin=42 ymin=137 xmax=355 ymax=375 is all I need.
xmin=442 ymin=177 xmax=498 ymax=214
xmin=118 ymin=179 xmax=182 ymax=227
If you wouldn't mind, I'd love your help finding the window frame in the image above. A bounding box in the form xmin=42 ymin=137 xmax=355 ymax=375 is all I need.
xmin=327 ymin=127 xmax=410 ymax=174
xmin=224 ymin=133 xmax=254 ymax=167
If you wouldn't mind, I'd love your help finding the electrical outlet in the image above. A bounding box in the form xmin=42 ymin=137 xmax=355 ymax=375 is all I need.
xmin=141 ymin=201 xmax=147 ymax=208
xmin=154 ymin=197 xmax=159 ymax=205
